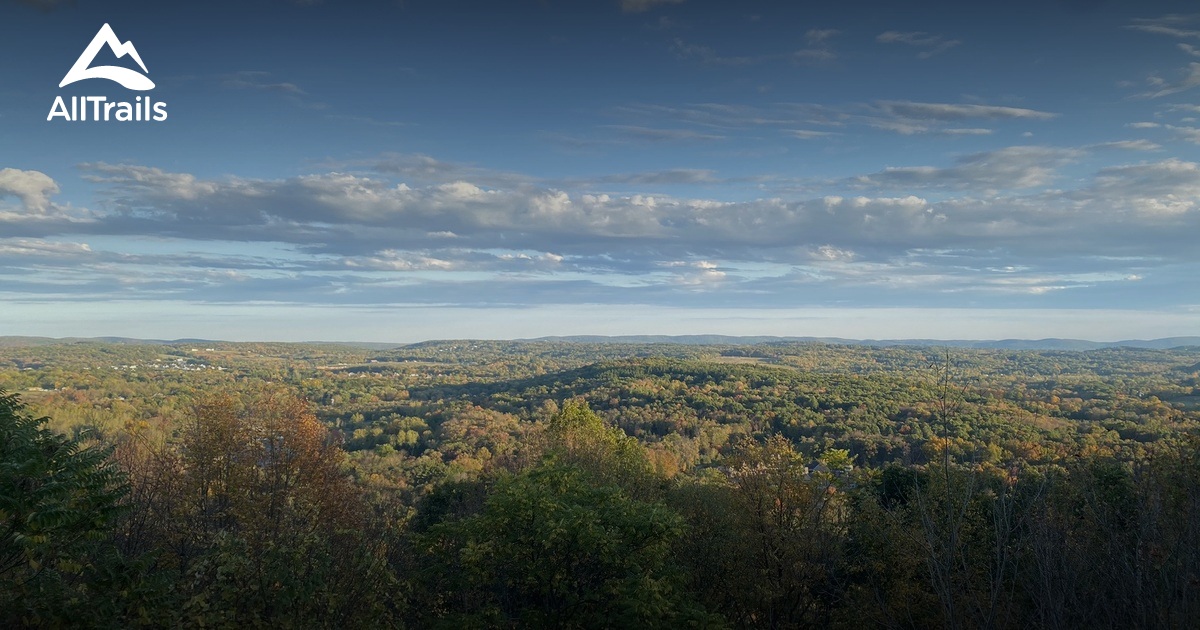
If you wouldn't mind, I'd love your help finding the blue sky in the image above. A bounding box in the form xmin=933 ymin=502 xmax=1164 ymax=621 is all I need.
xmin=2 ymin=0 xmax=1199 ymax=341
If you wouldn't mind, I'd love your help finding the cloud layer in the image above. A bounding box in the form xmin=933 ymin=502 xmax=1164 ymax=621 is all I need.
xmin=3 ymin=143 xmax=1199 ymax=311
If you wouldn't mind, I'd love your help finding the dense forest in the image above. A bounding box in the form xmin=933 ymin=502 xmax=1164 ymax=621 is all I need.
xmin=3 ymin=338 xmax=1200 ymax=628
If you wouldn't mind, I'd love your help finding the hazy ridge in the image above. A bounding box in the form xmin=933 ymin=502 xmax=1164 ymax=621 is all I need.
xmin=2 ymin=335 xmax=1198 ymax=351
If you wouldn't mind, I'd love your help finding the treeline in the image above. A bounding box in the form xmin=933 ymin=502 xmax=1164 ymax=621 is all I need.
xmin=4 ymin=386 xmax=1200 ymax=628
xmin=332 ymin=357 xmax=1197 ymax=501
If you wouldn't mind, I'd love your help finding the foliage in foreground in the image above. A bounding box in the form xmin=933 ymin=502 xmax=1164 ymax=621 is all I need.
xmin=0 ymin=390 xmax=169 ymax=627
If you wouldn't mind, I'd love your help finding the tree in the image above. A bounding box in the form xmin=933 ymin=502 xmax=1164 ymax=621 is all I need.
xmin=0 ymin=389 xmax=168 ymax=627
xmin=121 ymin=390 xmax=398 ymax=627
xmin=902 ymin=353 xmax=1022 ymax=630
xmin=541 ymin=399 xmax=656 ymax=499
xmin=720 ymin=434 xmax=850 ymax=628
xmin=415 ymin=462 xmax=709 ymax=628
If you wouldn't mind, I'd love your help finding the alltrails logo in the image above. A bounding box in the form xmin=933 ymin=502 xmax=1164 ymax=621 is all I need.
xmin=48 ymin=23 xmax=167 ymax=122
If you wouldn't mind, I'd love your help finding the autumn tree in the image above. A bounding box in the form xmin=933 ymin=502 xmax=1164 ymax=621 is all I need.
xmin=119 ymin=390 xmax=398 ymax=627
xmin=727 ymin=435 xmax=850 ymax=628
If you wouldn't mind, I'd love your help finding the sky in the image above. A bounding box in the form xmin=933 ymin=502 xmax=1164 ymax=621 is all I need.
xmin=1 ymin=0 xmax=1199 ymax=342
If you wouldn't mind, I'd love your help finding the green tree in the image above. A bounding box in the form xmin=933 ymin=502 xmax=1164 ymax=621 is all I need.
xmin=542 ymin=399 xmax=656 ymax=499
xmin=0 ymin=389 xmax=169 ymax=627
xmin=416 ymin=462 xmax=711 ymax=628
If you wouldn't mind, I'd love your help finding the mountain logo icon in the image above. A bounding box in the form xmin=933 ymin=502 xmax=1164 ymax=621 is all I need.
xmin=59 ymin=23 xmax=155 ymax=91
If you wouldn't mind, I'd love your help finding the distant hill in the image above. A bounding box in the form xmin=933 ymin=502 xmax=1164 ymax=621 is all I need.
xmin=2 ymin=335 xmax=1197 ymax=351
xmin=527 ymin=335 xmax=1200 ymax=350
xmin=0 ymin=336 xmax=189 ymax=347
xmin=0 ymin=336 xmax=399 ymax=350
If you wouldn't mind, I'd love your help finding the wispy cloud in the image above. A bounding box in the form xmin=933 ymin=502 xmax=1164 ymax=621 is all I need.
xmin=325 ymin=114 xmax=410 ymax=128
xmin=862 ymin=101 xmax=1056 ymax=135
xmin=670 ymin=31 xmax=837 ymax=66
xmin=602 ymin=124 xmax=725 ymax=142
xmin=1142 ymin=62 xmax=1200 ymax=97
xmin=873 ymin=101 xmax=1058 ymax=121
xmin=669 ymin=38 xmax=758 ymax=65
xmin=222 ymin=71 xmax=307 ymax=96
xmin=806 ymin=29 xmax=840 ymax=46
xmin=876 ymin=30 xmax=962 ymax=58
xmin=787 ymin=129 xmax=839 ymax=140
xmin=366 ymin=153 xmax=534 ymax=187
xmin=608 ymin=99 xmax=1056 ymax=140
xmin=1164 ymin=124 xmax=1200 ymax=143
xmin=854 ymin=146 xmax=1082 ymax=191
xmin=620 ymin=0 xmax=685 ymax=13
xmin=1127 ymin=14 xmax=1200 ymax=39
xmin=1088 ymin=139 xmax=1163 ymax=151
xmin=1127 ymin=16 xmax=1200 ymax=99
xmin=594 ymin=169 xmax=719 ymax=185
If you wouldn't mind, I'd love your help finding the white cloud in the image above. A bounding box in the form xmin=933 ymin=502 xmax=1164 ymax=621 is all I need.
xmin=0 ymin=239 xmax=92 ymax=257
xmin=0 ymin=168 xmax=60 ymax=214
xmin=344 ymin=250 xmax=460 ymax=271
xmin=1089 ymin=158 xmax=1200 ymax=215
xmin=667 ymin=260 xmax=727 ymax=287
xmin=813 ymin=245 xmax=855 ymax=261
xmin=6 ymin=152 xmax=1200 ymax=313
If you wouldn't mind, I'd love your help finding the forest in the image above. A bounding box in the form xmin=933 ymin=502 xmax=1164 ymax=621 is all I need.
xmin=2 ymin=337 xmax=1200 ymax=628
